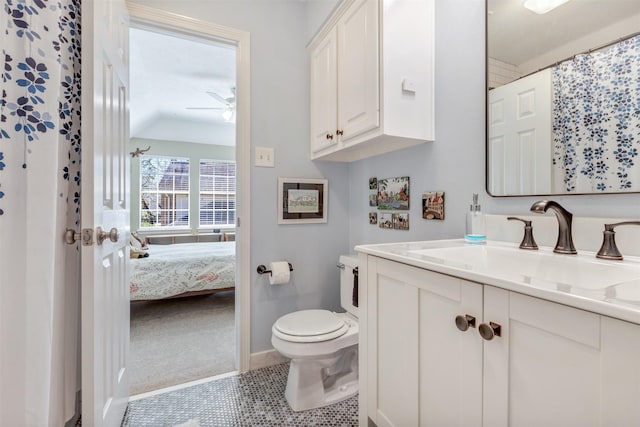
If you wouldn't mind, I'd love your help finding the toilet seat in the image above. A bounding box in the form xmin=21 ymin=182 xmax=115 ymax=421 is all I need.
xmin=273 ymin=309 xmax=348 ymax=343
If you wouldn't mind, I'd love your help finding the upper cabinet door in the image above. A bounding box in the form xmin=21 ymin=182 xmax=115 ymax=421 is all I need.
xmin=337 ymin=0 xmax=379 ymax=143
xmin=310 ymin=27 xmax=338 ymax=154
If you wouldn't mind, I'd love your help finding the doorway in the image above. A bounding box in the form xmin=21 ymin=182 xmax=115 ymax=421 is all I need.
xmin=127 ymin=4 xmax=251 ymax=395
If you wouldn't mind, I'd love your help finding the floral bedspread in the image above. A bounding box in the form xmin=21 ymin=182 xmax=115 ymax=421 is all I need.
xmin=130 ymin=242 xmax=235 ymax=300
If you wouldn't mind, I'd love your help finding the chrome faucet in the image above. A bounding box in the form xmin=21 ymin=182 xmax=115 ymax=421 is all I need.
xmin=530 ymin=200 xmax=577 ymax=254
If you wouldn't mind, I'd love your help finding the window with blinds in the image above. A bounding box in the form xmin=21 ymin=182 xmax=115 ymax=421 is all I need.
xmin=199 ymin=160 xmax=236 ymax=227
xmin=140 ymin=156 xmax=190 ymax=228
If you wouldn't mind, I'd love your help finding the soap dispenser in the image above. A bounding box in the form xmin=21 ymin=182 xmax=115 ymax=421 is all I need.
xmin=465 ymin=193 xmax=486 ymax=244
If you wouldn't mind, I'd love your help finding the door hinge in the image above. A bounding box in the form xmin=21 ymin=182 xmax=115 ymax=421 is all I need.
xmin=64 ymin=228 xmax=94 ymax=246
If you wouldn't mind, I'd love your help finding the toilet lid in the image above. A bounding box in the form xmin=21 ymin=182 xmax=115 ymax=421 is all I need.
xmin=274 ymin=309 xmax=346 ymax=339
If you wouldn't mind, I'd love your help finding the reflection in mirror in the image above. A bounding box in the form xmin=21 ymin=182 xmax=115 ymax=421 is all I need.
xmin=486 ymin=0 xmax=640 ymax=196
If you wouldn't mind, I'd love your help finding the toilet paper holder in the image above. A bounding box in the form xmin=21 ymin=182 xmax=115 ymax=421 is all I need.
xmin=257 ymin=263 xmax=294 ymax=276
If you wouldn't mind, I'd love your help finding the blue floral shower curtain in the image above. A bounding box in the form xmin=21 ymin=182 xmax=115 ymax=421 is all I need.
xmin=0 ymin=0 xmax=81 ymax=424
xmin=552 ymin=35 xmax=640 ymax=193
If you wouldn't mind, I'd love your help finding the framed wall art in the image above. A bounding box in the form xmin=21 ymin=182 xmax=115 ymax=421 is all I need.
xmin=422 ymin=191 xmax=445 ymax=220
xmin=277 ymin=178 xmax=328 ymax=224
xmin=377 ymin=176 xmax=410 ymax=210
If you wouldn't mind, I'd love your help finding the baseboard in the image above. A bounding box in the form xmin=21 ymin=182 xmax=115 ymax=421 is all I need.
xmin=249 ymin=349 xmax=289 ymax=370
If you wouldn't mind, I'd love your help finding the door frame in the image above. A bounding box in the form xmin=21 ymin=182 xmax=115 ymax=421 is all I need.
xmin=126 ymin=3 xmax=251 ymax=373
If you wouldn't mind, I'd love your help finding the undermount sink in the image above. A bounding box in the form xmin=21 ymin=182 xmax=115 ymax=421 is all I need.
xmin=408 ymin=243 xmax=640 ymax=292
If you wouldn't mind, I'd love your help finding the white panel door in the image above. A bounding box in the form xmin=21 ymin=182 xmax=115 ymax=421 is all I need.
xmin=488 ymin=69 xmax=551 ymax=195
xmin=310 ymin=27 xmax=338 ymax=154
xmin=337 ymin=0 xmax=379 ymax=143
xmin=81 ymin=0 xmax=130 ymax=425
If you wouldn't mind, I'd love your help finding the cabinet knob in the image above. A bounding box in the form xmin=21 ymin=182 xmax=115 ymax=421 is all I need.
xmin=479 ymin=322 xmax=502 ymax=340
xmin=455 ymin=314 xmax=476 ymax=332
xmin=326 ymin=133 xmax=334 ymax=140
xmin=336 ymin=129 xmax=344 ymax=136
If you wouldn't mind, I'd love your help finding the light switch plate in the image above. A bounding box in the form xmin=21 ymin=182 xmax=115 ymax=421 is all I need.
xmin=255 ymin=146 xmax=275 ymax=167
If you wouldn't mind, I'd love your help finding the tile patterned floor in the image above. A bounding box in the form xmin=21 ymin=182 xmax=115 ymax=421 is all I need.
xmin=121 ymin=363 xmax=358 ymax=426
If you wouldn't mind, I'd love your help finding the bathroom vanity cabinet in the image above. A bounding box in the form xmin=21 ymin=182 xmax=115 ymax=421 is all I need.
xmin=308 ymin=0 xmax=434 ymax=162
xmin=361 ymin=255 xmax=640 ymax=426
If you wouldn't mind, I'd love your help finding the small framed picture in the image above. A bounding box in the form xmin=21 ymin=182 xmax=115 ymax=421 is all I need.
xmin=393 ymin=213 xmax=409 ymax=230
xmin=369 ymin=177 xmax=378 ymax=189
xmin=379 ymin=213 xmax=393 ymax=229
xmin=369 ymin=194 xmax=378 ymax=207
xmin=377 ymin=176 xmax=410 ymax=210
xmin=278 ymin=178 xmax=328 ymax=224
xmin=422 ymin=191 xmax=445 ymax=220
xmin=369 ymin=212 xmax=378 ymax=224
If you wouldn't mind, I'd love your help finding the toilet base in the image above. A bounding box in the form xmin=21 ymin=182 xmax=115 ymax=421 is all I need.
xmin=284 ymin=345 xmax=358 ymax=412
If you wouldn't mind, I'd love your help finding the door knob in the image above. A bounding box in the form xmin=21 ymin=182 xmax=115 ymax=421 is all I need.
xmin=326 ymin=133 xmax=334 ymax=140
xmin=96 ymin=227 xmax=119 ymax=245
xmin=64 ymin=228 xmax=94 ymax=246
xmin=336 ymin=129 xmax=344 ymax=136
xmin=479 ymin=322 xmax=502 ymax=340
xmin=455 ymin=314 xmax=476 ymax=332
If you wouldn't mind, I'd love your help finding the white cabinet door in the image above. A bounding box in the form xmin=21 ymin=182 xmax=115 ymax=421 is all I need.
xmin=337 ymin=0 xmax=379 ymax=143
xmin=310 ymin=27 xmax=338 ymax=153
xmin=483 ymin=288 xmax=640 ymax=427
xmin=368 ymin=258 xmax=483 ymax=427
xmin=418 ymin=269 xmax=483 ymax=426
xmin=369 ymin=258 xmax=419 ymax=427
xmin=601 ymin=316 xmax=640 ymax=424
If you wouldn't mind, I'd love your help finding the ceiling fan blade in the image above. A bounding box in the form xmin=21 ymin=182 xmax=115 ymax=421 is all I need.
xmin=205 ymin=91 xmax=230 ymax=105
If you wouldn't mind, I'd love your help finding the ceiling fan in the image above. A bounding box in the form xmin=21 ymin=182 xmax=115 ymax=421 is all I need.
xmin=186 ymin=87 xmax=236 ymax=121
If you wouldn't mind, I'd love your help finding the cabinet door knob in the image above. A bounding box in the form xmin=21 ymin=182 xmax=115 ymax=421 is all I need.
xmin=455 ymin=314 xmax=476 ymax=332
xmin=336 ymin=129 xmax=344 ymax=136
xmin=479 ymin=322 xmax=502 ymax=340
xmin=326 ymin=133 xmax=334 ymax=140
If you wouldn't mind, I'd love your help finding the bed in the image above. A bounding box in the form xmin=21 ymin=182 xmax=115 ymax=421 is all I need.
xmin=130 ymin=241 xmax=235 ymax=301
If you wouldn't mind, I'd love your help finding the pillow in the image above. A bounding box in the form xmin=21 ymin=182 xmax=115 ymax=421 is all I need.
xmin=130 ymin=232 xmax=148 ymax=250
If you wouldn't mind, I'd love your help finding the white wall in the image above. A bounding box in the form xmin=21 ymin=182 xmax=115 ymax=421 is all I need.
xmin=127 ymin=0 xmax=351 ymax=353
xmin=306 ymin=0 xmax=340 ymax=41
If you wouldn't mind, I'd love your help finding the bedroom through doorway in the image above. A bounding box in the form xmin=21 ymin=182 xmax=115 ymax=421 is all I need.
xmin=127 ymin=22 xmax=239 ymax=396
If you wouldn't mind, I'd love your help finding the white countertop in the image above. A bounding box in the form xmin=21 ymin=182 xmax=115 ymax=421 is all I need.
xmin=355 ymin=239 xmax=640 ymax=325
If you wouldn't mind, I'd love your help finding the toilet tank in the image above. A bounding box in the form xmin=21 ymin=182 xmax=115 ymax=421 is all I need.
xmin=339 ymin=254 xmax=359 ymax=318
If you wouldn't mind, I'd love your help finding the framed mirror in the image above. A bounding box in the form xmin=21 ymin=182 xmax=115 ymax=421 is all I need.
xmin=486 ymin=0 xmax=640 ymax=196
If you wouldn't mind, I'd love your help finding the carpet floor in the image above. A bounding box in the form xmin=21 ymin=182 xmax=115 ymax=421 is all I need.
xmin=129 ymin=292 xmax=236 ymax=395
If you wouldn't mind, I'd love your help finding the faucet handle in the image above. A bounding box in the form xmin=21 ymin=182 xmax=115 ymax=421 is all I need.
xmin=507 ymin=217 xmax=538 ymax=250
xmin=596 ymin=221 xmax=640 ymax=260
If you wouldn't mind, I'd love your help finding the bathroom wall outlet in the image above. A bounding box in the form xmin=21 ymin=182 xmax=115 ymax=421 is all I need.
xmin=255 ymin=146 xmax=275 ymax=167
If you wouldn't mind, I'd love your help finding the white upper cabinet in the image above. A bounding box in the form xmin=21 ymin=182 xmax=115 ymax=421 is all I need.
xmin=308 ymin=0 xmax=434 ymax=162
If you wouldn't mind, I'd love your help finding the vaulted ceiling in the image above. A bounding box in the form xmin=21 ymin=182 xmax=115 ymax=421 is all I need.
xmin=129 ymin=26 xmax=237 ymax=146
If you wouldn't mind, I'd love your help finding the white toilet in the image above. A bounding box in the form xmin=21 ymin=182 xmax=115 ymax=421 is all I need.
xmin=271 ymin=254 xmax=359 ymax=412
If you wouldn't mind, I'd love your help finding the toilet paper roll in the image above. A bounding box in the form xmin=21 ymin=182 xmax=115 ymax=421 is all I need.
xmin=269 ymin=261 xmax=290 ymax=285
